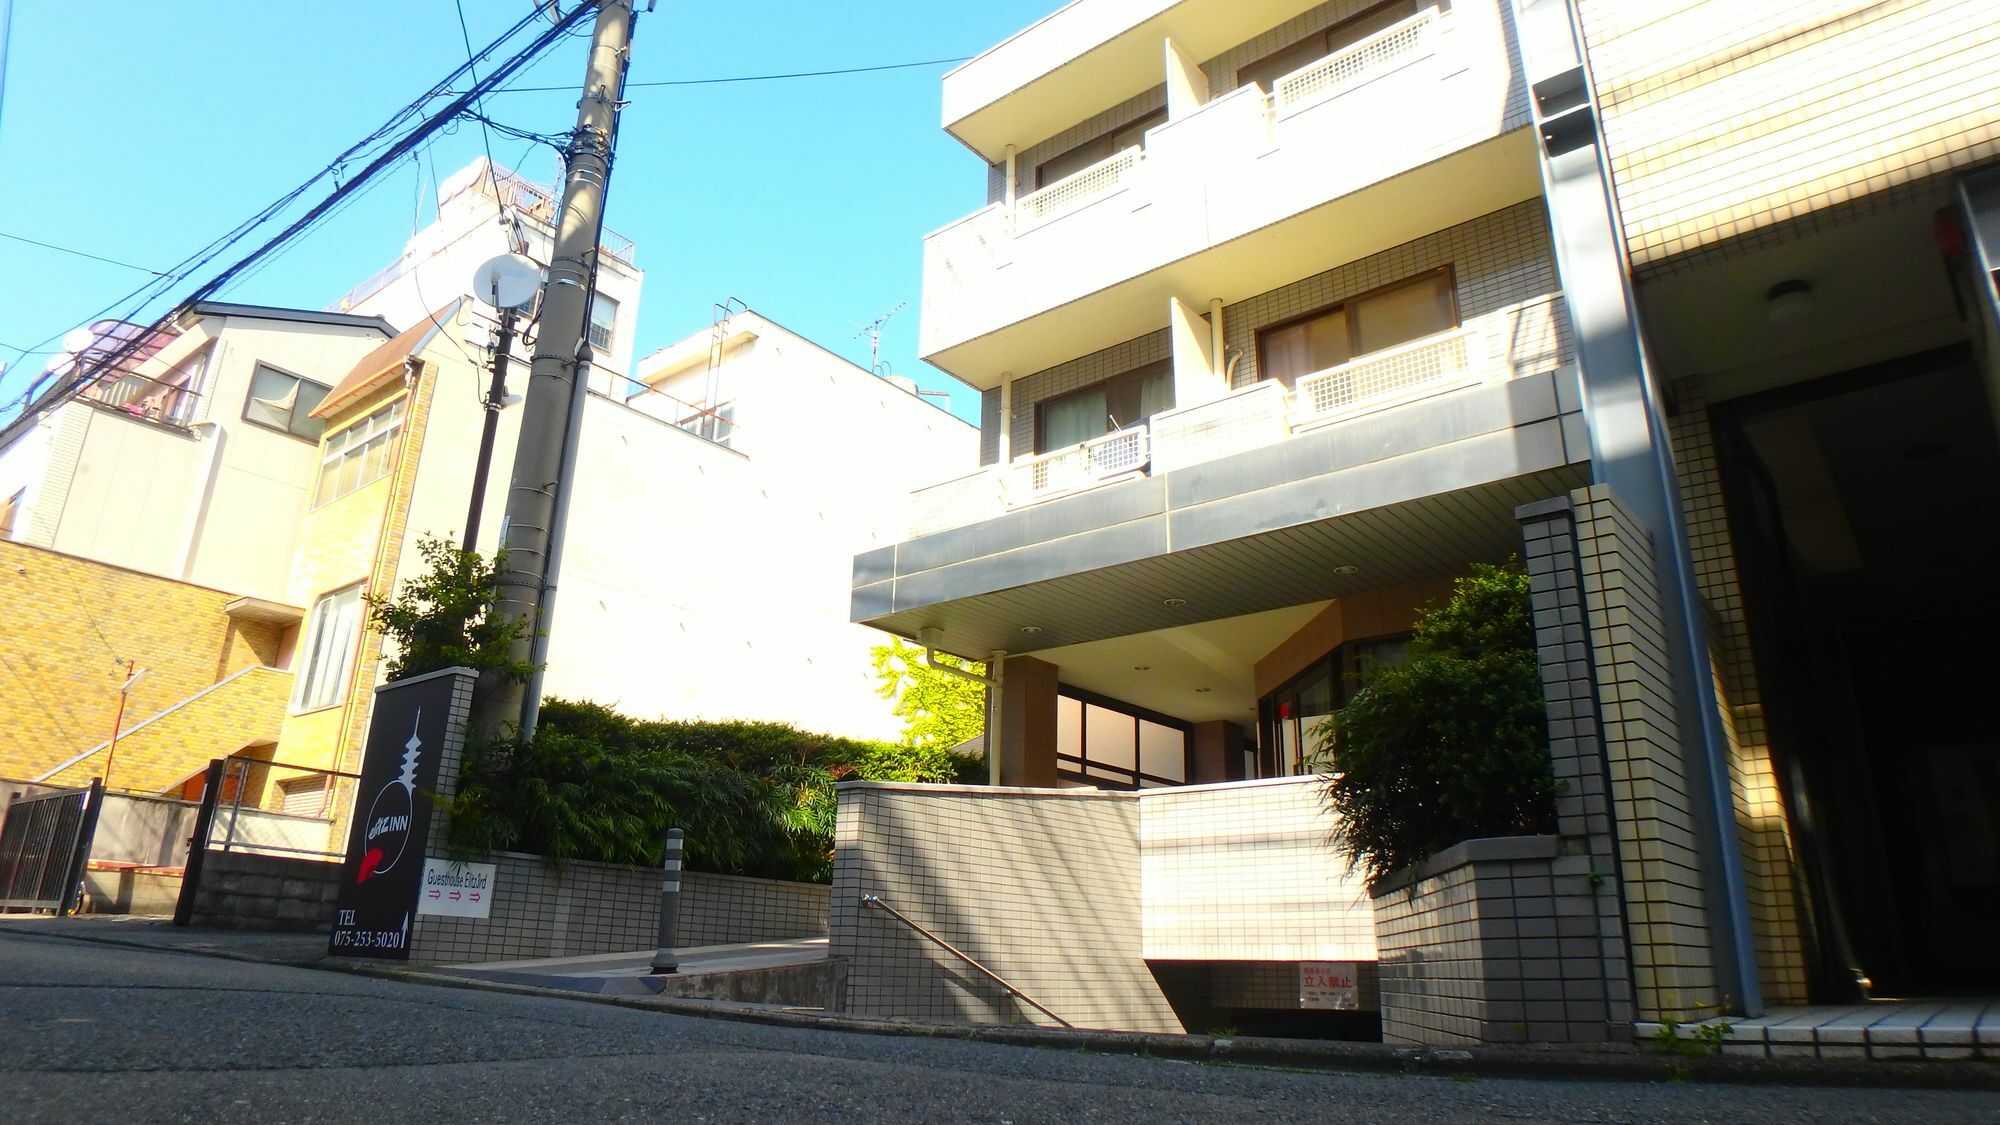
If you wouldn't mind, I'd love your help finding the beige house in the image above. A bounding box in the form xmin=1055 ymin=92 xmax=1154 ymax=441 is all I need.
xmin=839 ymin=0 xmax=2000 ymax=1042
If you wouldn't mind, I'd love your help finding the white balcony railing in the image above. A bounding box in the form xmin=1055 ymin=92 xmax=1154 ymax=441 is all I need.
xmin=1292 ymin=324 xmax=1477 ymax=429
xmin=904 ymin=296 xmax=1569 ymax=535
xmin=1011 ymin=425 xmax=1149 ymax=502
xmin=1272 ymin=8 xmax=1440 ymax=118
xmin=1014 ymin=147 xmax=1143 ymax=230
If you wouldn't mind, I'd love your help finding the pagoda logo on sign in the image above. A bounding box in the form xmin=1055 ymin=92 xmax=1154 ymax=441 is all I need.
xmin=355 ymin=715 xmax=423 ymax=886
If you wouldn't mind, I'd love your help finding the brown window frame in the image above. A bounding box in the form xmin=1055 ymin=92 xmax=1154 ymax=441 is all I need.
xmin=1032 ymin=108 xmax=1168 ymax=191
xmin=1252 ymin=265 xmax=1459 ymax=386
xmin=1236 ymin=0 xmax=1425 ymax=94
xmin=1032 ymin=359 xmax=1173 ymax=454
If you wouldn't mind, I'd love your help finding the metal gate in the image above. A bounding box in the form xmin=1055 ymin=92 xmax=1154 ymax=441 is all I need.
xmin=0 ymin=780 xmax=105 ymax=914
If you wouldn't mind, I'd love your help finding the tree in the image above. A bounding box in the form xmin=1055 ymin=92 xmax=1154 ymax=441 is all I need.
xmin=1318 ymin=562 xmax=1557 ymax=886
xmin=870 ymin=638 xmax=986 ymax=752
xmin=367 ymin=537 xmax=537 ymax=685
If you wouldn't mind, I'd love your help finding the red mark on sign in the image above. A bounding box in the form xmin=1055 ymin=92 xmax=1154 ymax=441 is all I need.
xmin=357 ymin=848 xmax=384 ymax=884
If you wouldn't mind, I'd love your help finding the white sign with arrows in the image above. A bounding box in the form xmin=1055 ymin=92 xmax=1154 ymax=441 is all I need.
xmin=416 ymin=858 xmax=497 ymax=919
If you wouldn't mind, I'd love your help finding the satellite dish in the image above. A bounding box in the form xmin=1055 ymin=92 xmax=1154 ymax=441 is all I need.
xmin=61 ymin=327 xmax=97 ymax=353
xmin=473 ymin=253 xmax=543 ymax=309
xmin=47 ymin=351 xmax=75 ymax=373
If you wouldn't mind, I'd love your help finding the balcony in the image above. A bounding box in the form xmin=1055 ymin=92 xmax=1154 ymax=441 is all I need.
xmin=920 ymin=2 xmax=1538 ymax=386
xmin=905 ymin=295 xmax=1565 ymax=537
xmin=78 ymin=368 xmax=202 ymax=429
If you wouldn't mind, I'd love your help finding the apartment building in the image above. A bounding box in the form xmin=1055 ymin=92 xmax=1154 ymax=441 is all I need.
xmin=842 ymin=0 xmax=2000 ymax=1039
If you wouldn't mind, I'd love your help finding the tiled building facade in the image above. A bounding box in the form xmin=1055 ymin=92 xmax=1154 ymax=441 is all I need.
xmin=851 ymin=0 xmax=2000 ymax=1037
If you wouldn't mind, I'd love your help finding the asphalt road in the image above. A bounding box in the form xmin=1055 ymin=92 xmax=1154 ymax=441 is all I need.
xmin=2 ymin=929 xmax=1995 ymax=1124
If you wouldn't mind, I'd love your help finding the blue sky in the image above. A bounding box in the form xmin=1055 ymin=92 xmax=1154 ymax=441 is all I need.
xmin=0 ymin=1 xmax=1056 ymax=423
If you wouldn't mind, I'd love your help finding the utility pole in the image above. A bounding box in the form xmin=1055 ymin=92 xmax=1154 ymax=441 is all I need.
xmin=462 ymin=307 xmax=516 ymax=552
xmin=475 ymin=0 xmax=635 ymax=741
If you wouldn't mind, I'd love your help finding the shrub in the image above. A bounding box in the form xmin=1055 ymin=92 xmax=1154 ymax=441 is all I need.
xmin=1318 ymin=562 xmax=1557 ymax=887
xmin=368 ymin=537 xmax=536 ymax=685
xmin=440 ymin=698 xmax=969 ymax=882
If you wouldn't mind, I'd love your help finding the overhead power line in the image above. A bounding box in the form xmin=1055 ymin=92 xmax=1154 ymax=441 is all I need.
xmin=488 ymin=54 xmax=971 ymax=93
xmin=1 ymin=3 xmax=560 ymax=389
xmin=3 ymin=4 xmax=591 ymax=423
xmin=0 ymin=231 xmax=170 ymax=277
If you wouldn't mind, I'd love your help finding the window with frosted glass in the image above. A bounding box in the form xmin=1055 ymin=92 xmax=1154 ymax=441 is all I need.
xmin=243 ymin=364 xmax=331 ymax=440
xmin=1053 ymin=689 xmax=1190 ymax=789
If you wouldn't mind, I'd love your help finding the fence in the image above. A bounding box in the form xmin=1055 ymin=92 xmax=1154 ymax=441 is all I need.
xmin=173 ymin=756 xmax=357 ymax=931
xmin=0 ymin=780 xmax=104 ymax=914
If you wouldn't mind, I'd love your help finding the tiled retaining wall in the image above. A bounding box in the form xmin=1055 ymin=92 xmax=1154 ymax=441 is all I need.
xmin=1373 ymin=837 xmax=1625 ymax=1045
xmin=374 ymin=668 xmax=828 ymax=966
xmin=408 ymin=855 xmax=830 ymax=965
xmin=830 ymin=776 xmax=1377 ymax=1032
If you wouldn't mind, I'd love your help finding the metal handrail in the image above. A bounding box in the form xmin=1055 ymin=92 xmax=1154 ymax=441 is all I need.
xmin=860 ymin=894 xmax=1074 ymax=1028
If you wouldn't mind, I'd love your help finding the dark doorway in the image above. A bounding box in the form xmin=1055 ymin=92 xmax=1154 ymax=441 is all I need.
xmin=1716 ymin=346 xmax=2000 ymax=998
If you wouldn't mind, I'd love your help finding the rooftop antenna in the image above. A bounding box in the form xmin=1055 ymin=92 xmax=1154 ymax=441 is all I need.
xmin=855 ymin=302 xmax=905 ymax=377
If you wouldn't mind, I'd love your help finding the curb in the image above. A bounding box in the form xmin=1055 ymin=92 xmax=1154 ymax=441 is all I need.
xmin=7 ymin=922 xmax=1999 ymax=1092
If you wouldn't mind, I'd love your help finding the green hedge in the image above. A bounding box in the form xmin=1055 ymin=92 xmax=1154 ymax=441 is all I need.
xmin=440 ymin=699 xmax=982 ymax=882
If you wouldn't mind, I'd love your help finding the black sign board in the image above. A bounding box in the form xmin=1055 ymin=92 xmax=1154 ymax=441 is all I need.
xmin=327 ymin=673 xmax=454 ymax=958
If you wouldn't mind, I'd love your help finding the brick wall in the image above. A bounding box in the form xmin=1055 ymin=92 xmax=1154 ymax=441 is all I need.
xmin=185 ymin=851 xmax=341 ymax=932
xmin=40 ymin=667 xmax=291 ymax=794
xmin=1576 ymin=0 xmax=2000 ymax=278
xmin=830 ymin=777 xmax=1379 ymax=1033
xmin=0 ymin=540 xmax=284 ymax=786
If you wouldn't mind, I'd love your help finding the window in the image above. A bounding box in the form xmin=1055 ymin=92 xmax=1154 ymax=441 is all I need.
xmin=244 ymin=364 xmax=332 ymax=440
xmin=294 ymin=585 xmax=364 ymax=712
xmin=1258 ymin=634 xmax=1410 ymax=776
xmin=278 ymin=776 xmax=332 ymax=818
xmin=1035 ymin=361 xmax=1173 ymax=454
xmin=587 ymin=293 xmax=618 ymax=352
xmin=1237 ymin=0 xmax=1420 ymax=93
xmin=1055 ymin=688 xmax=1189 ymax=789
xmin=0 ymin=488 xmax=22 ymax=538
xmin=313 ymin=398 xmax=407 ymax=506
xmin=1256 ymin=269 xmax=1456 ymax=387
xmin=677 ymin=401 xmax=735 ymax=449
xmin=1034 ymin=109 xmax=1167 ymax=189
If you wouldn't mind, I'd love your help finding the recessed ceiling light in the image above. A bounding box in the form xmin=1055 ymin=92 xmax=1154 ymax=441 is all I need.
xmin=1019 ymin=625 xmax=1043 ymax=635
xmin=1162 ymin=597 xmax=1187 ymax=607
xmin=1332 ymin=565 xmax=1360 ymax=576
xmin=1766 ymin=278 xmax=1813 ymax=323
xmin=1133 ymin=665 xmax=1151 ymax=671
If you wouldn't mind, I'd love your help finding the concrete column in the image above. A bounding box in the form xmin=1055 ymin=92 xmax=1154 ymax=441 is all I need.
xmin=1169 ymin=296 xmax=1226 ymax=409
xmin=1190 ymin=721 xmax=1246 ymax=784
xmin=1164 ymin=38 xmax=1210 ymax=120
xmin=997 ymin=375 xmax=1014 ymax=465
xmin=998 ymin=655 xmax=1059 ymax=787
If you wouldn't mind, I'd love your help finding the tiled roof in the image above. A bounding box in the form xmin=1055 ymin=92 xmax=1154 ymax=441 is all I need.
xmin=311 ymin=299 xmax=462 ymax=419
